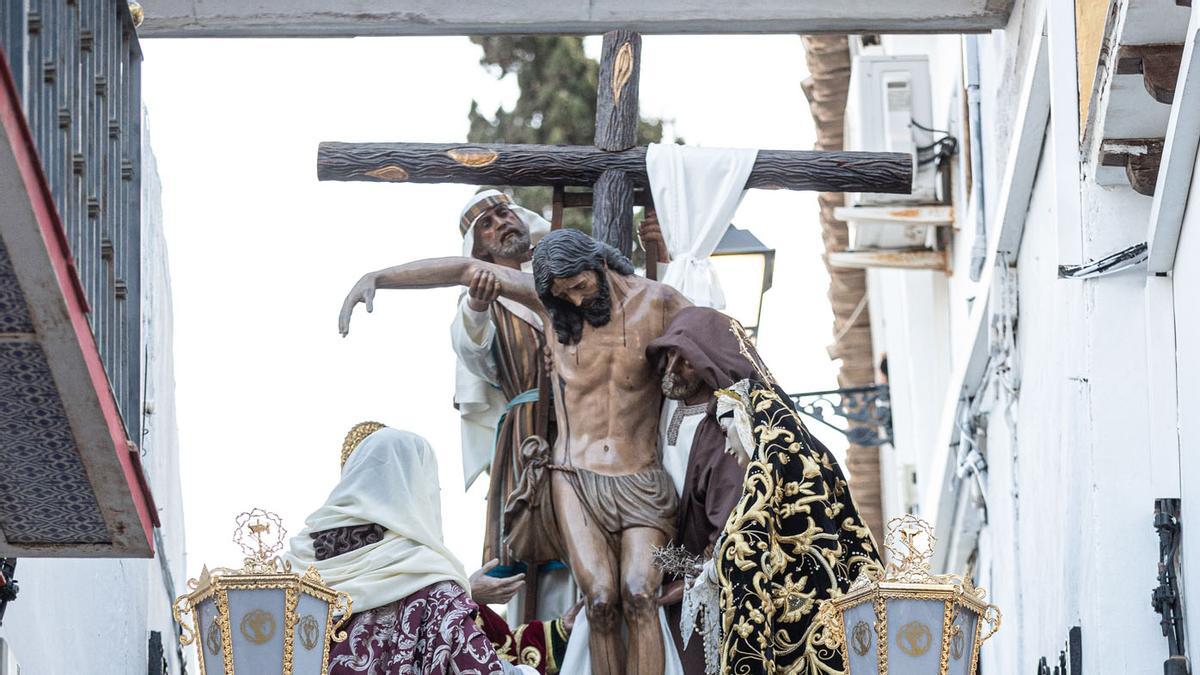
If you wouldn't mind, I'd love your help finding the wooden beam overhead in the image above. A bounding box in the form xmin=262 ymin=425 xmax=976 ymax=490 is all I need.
xmin=138 ymin=0 xmax=1016 ymax=37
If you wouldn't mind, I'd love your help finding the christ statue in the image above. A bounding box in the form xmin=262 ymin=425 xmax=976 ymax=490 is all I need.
xmin=339 ymin=228 xmax=690 ymax=675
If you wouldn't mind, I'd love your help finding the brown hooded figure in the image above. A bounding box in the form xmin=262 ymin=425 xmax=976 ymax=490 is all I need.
xmin=646 ymin=306 xmax=755 ymax=674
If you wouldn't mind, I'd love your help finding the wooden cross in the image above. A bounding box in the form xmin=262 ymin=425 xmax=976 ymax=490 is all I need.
xmin=317 ymin=31 xmax=911 ymax=261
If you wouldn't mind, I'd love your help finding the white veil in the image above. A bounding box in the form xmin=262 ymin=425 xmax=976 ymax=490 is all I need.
xmin=285 ymin=427 xmax=472 ymax=613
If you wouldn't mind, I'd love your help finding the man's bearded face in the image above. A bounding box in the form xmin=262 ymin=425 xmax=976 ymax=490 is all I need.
xmin=550 ymin=270 xmax=611 ymax=327
xmin=474 ymin=204 xmax=531 ymax=261
xmin=661 ymin=348 xmax=704 ymax=401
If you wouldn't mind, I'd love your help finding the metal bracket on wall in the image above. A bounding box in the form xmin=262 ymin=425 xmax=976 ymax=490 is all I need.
xmin=1153 ymin=498 xmax=1191 ymax=675
xmin=789 ymin=384 xmax=893 ymax=446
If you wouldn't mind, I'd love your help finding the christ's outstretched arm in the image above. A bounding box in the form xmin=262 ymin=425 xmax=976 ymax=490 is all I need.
xmin=338 ymin=257 xmax=541 ymax=336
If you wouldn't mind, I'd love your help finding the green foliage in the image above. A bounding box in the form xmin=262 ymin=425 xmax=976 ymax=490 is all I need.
xmin=467 ymin=36 xmax=670 ymax=235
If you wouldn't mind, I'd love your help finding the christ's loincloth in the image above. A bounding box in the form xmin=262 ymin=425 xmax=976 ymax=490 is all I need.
xmin=555 ymin=465 xmax=678 ymax=550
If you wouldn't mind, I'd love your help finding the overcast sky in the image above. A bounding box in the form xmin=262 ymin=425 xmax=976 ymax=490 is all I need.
xmin=139 ymin=35 xmax=848 ymax=578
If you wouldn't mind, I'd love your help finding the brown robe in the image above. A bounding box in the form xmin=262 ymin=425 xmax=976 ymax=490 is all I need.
xmin=647 ymin=307 xmax=758 ymax=674
xmin=484 ymin=301 xmax=554 ymax=569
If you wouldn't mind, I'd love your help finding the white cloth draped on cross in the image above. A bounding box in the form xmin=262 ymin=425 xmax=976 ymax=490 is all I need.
xmin=646 ymin=143 xmax=759 ymax=308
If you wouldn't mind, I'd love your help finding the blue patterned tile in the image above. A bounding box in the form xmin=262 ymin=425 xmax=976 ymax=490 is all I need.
xmin=0 ymin=240 xmax=34 ymax=334
xmin=0 ymin=342 xmax=110 ymax=545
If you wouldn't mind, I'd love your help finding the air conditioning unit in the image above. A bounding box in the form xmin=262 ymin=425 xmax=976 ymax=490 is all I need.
xmin=845 ymin=54 xmax=938 ymax=206
xmin=835 ymin=54 xmax=952 ymax=271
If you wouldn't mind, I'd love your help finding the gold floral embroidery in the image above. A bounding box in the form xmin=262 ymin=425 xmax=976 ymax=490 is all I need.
xmin=716 ymin=383 xmax=883 ymax=674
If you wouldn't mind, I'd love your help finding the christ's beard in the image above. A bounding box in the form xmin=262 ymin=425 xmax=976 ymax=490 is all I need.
xmin=488 ymin=232 xmax=531 ymax=260
xmin=662 ymin=372 xmax=703 ymax=401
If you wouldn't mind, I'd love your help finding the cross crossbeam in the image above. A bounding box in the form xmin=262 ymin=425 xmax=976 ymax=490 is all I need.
xmin=315 ymin=30 xmax=912 ymax=258
xmin=316 ymin=142 xmax=913 ymax=194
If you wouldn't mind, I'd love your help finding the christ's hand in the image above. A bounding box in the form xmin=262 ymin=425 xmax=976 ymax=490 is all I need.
xmin=467 ymin=268 xmax=501 ymax=312
xmin=339 ymin=273 xmax=378 ymax=336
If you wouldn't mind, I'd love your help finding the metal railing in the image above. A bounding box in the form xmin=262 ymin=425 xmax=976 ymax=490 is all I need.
xmin=789 ymin=384 xmax=893 ymax=447
xmin=0 ymin=0 xmax=142 ymax=439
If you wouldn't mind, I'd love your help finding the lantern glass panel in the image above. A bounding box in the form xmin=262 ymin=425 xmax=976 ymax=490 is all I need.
xmin=197 ymin=596 xmax=227 ymax=675
xmin=708 ymin=252 xmax=767 ymax=332
xmin=841 ymin=601 xmax=880 ymax=675
xmin=884 ymin=598 xmax=947 ymax=674
xmin=293 ymin=593 xmax=332 ymax=675
xmin=945 ymin=605 xmax=980 ymax=675
xmin=227 ymin=588 xmax=287 ymax=673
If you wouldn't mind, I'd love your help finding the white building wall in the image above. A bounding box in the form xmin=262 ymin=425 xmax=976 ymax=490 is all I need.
xmin=1172 ymin=114 xmax=1200 ymax=669
xmin=865 ymin=0 xmax=1185 ymax=670
xmin=0 ymin=113 xmax=189 ymax=675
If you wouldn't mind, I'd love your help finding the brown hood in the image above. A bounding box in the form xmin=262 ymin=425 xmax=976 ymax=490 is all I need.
xmin=646 ymin=307 xmax=760 ymax=392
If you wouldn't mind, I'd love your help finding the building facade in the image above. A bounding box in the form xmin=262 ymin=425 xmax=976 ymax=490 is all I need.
xmin=834 ymin=0 xmax=1199 ymax=671
xmin=1 ymin=2 xmax=188 ymax=673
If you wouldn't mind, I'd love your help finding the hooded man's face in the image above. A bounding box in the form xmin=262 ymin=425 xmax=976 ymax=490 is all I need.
xmin=474 ymin=203 xmax=531 ymax=261
xmin=660 ymin=347 xmax=705 ymax=401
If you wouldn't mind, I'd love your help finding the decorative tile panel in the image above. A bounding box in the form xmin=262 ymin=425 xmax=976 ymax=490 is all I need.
xmin=0 ymin=338 xmax=110 ymax=544
xmin=0 ymin=240 xmax=34 ymax=334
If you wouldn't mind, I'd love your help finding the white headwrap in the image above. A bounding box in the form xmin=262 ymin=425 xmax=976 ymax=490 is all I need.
xmin=285 ymin=427 xmax=472 ymax=613
xmin=458 ymin=189 xmax=552 ymax=260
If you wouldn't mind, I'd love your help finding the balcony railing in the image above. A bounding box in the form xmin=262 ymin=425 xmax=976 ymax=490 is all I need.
xmin=0 ymin=0 xmax=142 ymax=437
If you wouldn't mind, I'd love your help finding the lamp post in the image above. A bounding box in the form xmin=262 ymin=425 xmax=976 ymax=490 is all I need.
xmin=173 ymin=509 xmax=351 ymax=675
xmin=709 ymin=224 xmax=775 ymax=339
xmin=816 ymin=515 xmax=1001 ymax=675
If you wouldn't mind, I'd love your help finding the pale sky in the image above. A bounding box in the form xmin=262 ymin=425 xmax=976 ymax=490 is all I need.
xmin=138 ymin=35 xmax=849 ymax=579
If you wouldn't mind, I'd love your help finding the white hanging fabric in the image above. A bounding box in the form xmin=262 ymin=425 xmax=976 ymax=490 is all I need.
xmin=646 ymin=143 xmax=758 ymax=308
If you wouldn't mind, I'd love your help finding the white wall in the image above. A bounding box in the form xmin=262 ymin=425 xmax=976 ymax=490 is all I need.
xmin=0 ymin=112 xmax=189 ymax=675
xmin=867 ymin=0 xmax=1185 ymax=670
xmin=1172 ymin=112 xmax=1200 ymax=670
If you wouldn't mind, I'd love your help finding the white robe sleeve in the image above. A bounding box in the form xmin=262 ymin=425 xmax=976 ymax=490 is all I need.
xmin=451 ymin=294 xmax=506 ymax=489
xmin=451 ymin=294 xmax=500 ymax=388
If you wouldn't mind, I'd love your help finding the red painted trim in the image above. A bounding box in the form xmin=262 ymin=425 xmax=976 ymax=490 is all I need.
xmin=0 ymin=48 xmax=155 ymax=552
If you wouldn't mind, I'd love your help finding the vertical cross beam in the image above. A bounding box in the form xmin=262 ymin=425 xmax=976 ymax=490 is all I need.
xmin=592 ymin=30 xmax=641 ymax=257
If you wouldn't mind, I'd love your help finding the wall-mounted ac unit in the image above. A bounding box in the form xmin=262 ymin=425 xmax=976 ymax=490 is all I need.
xmin=837 ymin=54 xmax=952 ymax=271
xmin=845 ymin=54 xmax=938 ymax=206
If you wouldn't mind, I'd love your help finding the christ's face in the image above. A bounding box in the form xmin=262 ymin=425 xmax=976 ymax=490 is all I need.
xmin=660 ymin=347 xmax=704 ymax=401
xmin=474 ymin=204 xmax=530 ymax=261
xmin=550 ymin=270 xmax=604 ymax=308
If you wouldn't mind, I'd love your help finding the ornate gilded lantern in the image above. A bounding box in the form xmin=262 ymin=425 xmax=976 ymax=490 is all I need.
xmin=173 ymin=509 xmax=352 ymax=675
xmin=816 ymin=515 xmax=1001 ymax=675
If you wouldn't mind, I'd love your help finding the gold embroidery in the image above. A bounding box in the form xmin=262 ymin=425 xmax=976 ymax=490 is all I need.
xmin=716 ymin=383 xmax=882 ymax=674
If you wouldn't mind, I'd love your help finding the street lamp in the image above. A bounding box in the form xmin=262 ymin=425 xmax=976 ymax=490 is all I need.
xmin=173 ymin=509 xmax=351 ymax=675
xmin=709 ymin=224 xmax=775 ymax=338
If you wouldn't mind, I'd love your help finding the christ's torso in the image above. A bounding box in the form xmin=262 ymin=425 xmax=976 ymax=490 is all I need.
xmin=548 ymin=272 xmax=686 ymax=476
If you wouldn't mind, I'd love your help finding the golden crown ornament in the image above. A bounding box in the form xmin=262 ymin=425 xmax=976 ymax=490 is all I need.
xmin=173 ymin=508 xmax=351 ymax=675
xmin=814 ymin=514 xmax=1001 ymax=675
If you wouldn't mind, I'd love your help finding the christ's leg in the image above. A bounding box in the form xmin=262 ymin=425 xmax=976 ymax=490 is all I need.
xmin=551 ymin=472 xmax=622 ymax=674
xmin=620 ymin=525 xmax=667 ymax=675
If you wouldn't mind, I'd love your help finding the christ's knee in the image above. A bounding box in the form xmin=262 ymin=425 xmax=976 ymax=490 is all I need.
xmin=586 ymin=586 xmax=620 ymax=633
xmin=621 ymin=581 xmax=657 ymax=623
